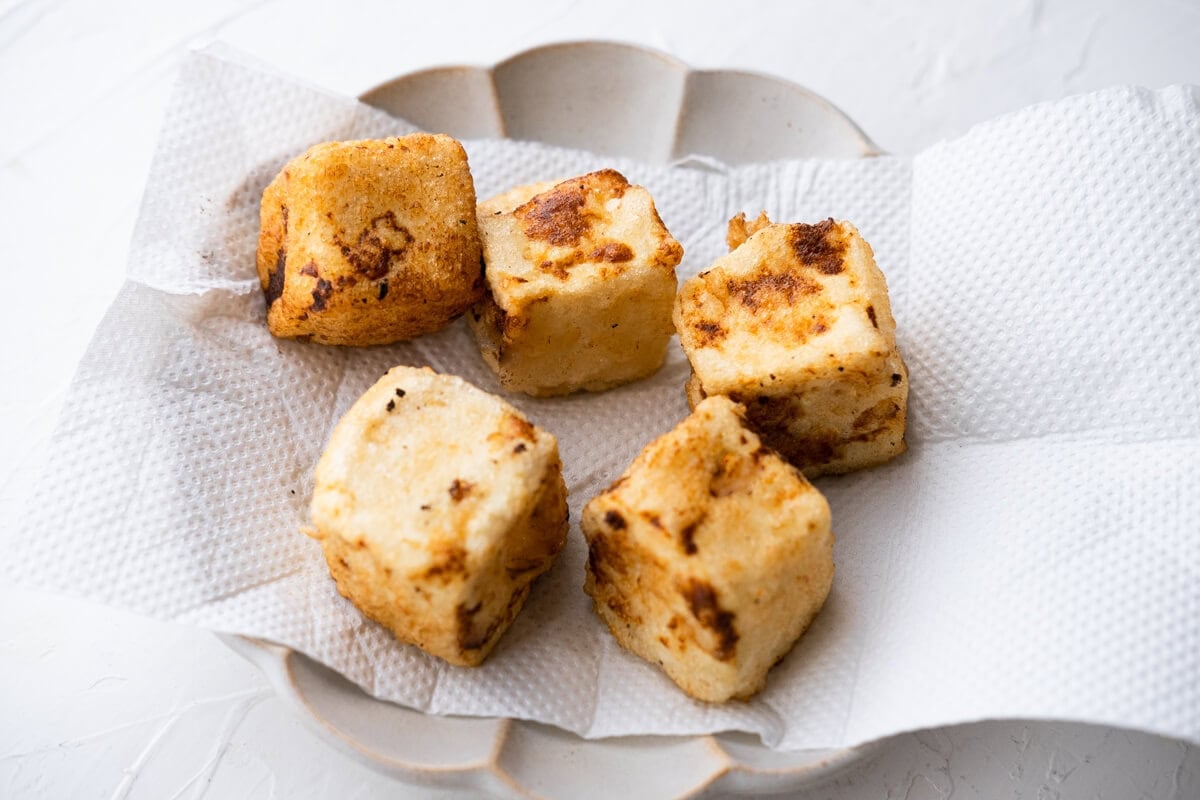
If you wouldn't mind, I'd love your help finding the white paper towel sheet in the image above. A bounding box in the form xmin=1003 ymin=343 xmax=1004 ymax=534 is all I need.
xmin=12 ymin=45 xmax=1200 ymax=750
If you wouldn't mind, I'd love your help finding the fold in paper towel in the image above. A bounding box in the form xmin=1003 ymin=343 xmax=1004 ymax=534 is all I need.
xmin=11 ymin=46 xmax=1199 ymax=750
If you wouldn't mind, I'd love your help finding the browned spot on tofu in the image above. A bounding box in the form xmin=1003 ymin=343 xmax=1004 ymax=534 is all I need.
xmin=644 ymin=513 xmax=664 ymax=530
xmin=537 ymin=259 xmax=571 ymax=280
xmin=694 ymin=320 xmax=726 ymax=345
xmin=603 ymin=510 xmax=626 ymax=530
xmin=505 ymin=558 xmax=543 ymax=579
xmin=892 ymin=373 xmax=903 ymax=386
xmin=449 ymin=479 xmax=474 ymax=502
xmin=475 ymin=298 xmax=507 ymax=335
xmin=726 ymin=211 xmax=750 ymax=250
xmin=514 ymin=169 xmax=629 ymax=248
xmin=680 ymin=514 xmax=705 ymax=555
xmin=866 ymin=304 xmax=878 ymax=328
xmin=336 ymin=211 xmax=414 ymax=280
xmin=789 ymin=219 xmax=846 ymax=275
xmin=731 ymin=392 xmax=794 ymax=437
xmin=709 ymin=451 xmax=758 ymax=497
xmin=501 ymin=413 xmax=536 ymax=442
xmin=606 ymin=596 xmax=631 ymax=620
xmin=377 ymin=280 xmax=389 ymax=300
xmin=310 ymin=278 xmax=333 ymax=312
xmin=726 ymin=271 xmax=821 ymax=310
xmin=650 ymin=221 xmax=685 ymax=268
xmin=853 ymin=399 xmax=902 ymax=431
xmin=589 ymin=241 xmax=634 ymax=262
xmin=781 ymin=436 xmax=840 ymax=469
xmin=424 ymin=544 xmax=468 ymax=582
xmin=455 ymin=600 xmax=494 ymax=651
xmin=585 ymin=534 xmax=624 ymax=578
xmin=512 ymin=442 xmax=527 ymax=454
xmin=515 ymin=184 xmax=592 ymax=247
xmin=811 ymin=319 xmax=829 ymax=335
xmin=678 ymin=578 xmax=738 ymax=661
xmin=727 ymin=210 xmax=773 ymax=250
xmin=299 ymin=262 xmax=319 ymax=278
xmin=265 ymin=248 xmax=286 ymax=305
xmin=728 ymin=393 xmax=848 ymax=469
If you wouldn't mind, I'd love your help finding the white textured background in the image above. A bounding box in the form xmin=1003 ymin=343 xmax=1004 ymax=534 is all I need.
xmin=3 ymin=0 xmax=1200 ymax=797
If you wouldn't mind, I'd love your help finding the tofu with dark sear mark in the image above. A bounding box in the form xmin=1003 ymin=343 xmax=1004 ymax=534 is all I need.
xmin=582 ymin=396 xmax=834 ymax=703
xmin=675 ymin=216 xmax=908 ymax=478
xmin=308 ymin=366 xmax=568 ymax=666
xmin=468 ymin=169 xmax=683 ymax=396
xmin=256 ymin=134 xmax=483 ymax=346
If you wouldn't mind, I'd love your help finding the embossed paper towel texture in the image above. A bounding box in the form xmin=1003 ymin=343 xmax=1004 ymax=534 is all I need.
xmin=13 ymin=46 xmax=1199 ymax=750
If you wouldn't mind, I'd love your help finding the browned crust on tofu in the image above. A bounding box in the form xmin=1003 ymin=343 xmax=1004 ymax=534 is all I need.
xmin=676 ymin=220 xmax=908 ymax=477
xmin=309 ymin=367 xmax=568 ymax=666
xmin=581 ymin=396 xmax=834 ymax=702
xmin=513 ymin=170 xmax=627 ymax=246
xmin=316 ymin=452 xmax=567 ymax=667
xmin=316 ymin=459 xmax=566 ymax=665
xmin=256 ymin=134 xmax=484 ymax=346
xmin=468 ymin=170 xmax=683 ymax=396
xmin=726 ymin=271 xmax=822 ymax=310
xmin=726 ymin=210 xmax=773 ymax=250
xmin=677 ymin=577 xmax=739 ymax=662
xmin=789 ymin=219 xmax=847 ymax=275
xmin=507 ymin=169 xmax=681 ymax=281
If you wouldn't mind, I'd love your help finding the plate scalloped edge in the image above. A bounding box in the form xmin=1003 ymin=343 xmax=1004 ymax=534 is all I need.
xmin=360 ymin=39 xmax=880 ymax=164
xmin=222 ymin=633 xmax=877 ymax=799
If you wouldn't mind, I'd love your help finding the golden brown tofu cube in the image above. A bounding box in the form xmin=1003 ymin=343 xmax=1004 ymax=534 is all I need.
xmin=467 ymin=169 xmax=684 ymax=396
xmin=309 ymin=366 xmax=568 ymax=666
xmin=675 ymin=217 xmax=908 ymax=478
xmin=256 ymin=135 xmax=483 ymax=346
xmin=582 ymin=396 xmax=834 ymax=703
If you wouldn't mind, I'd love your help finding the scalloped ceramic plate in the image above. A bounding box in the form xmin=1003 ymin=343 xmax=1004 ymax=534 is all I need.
xmin=229 ymin=41 xmax=881 ymax=799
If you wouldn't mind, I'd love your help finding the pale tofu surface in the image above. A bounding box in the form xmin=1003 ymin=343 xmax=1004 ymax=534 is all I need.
xmin=675 ymin=219 xmax=908 ymax=477
xmin=256 ymin=134 xmax=483 ymax=346
xmin=582 ymin=396 xmax=834 ymax=703
xmin=468 ymin=169 xmax=683 ymax=396
xmin=310 ymin=366 xmax=568 ymax=666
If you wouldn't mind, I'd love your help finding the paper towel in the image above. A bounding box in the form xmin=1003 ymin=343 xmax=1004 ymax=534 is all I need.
xmin=11 ymin=45 xmax=1199 ymax=751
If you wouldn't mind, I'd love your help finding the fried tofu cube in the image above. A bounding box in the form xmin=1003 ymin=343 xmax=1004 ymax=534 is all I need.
xmin=257 ymin=134 xmax=483 ymax=346
xmin=675 ymin=217 xmax=908 ymax=478
xmin=581 ymin=396 xmax=834 ymax=703
xmin=309 ymin=366 xmax=568 ymax=666
xmin=467 ymin=169 xmax=684 ymax=396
